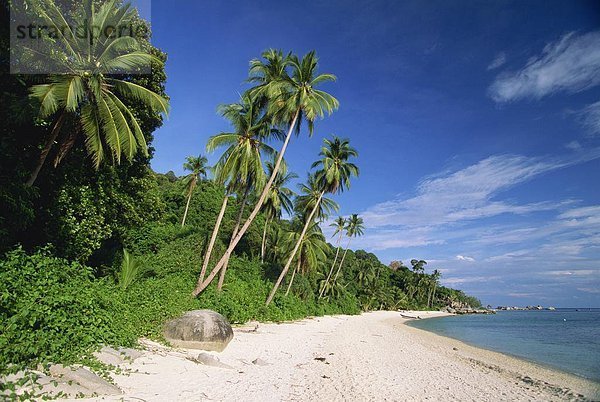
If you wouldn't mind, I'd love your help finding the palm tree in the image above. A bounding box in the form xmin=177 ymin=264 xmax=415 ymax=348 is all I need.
xmin=25 ymin=0 xmax=169 ymax=186
xmin=181 ymin=155 xmax=208 ymax=227
xmin=411 ymin=259 xmax=427 ymax=274
xmin=212 ymin=95 xmax=281 ymax=289
xmin=266 ymin=226 xmax=288 ymax=266
xmin=319 ymin=216 xmax=346 ymax=298
xmin=427 ymin=269 xmax=441 ymax=308
xmin=409 ymin=259 xmax=428 ymax=305
xmin=331 ymin=214 xmax=365 ymax=286
xmin=202 ymin=94 xmax=278 ymax=290
xmin=261 ymin=159 xmax=297 ymax=263
xmin=267 ymin=174 xmax=338 ymax=304
xmin=284 ymin=219 xmax=329 ymax=296
xmin=197 ymin=173 xmax=231 ymax=285
xmin=356 ymin=260 xmax=376 ymax=288
xmin=266 ymin=137 xmax=358 ymax=305
xmin=192 ymin=50 xmax=338 ymax=297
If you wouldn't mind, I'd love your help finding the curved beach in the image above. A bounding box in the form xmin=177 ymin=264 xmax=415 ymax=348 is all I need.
xmin=79 ymin=311 xmax=599 ymax=401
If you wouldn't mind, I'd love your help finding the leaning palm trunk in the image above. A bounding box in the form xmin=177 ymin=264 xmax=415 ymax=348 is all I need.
xmin=430 ymin=284 xmax=437 ymax=307
xmin=265 ymin=191 xmax=323 ymax=306
xmin=26 ymin=113 xmax=65 ymax=187
xmin=285 ymin=258 xmax=301 ymax=296
xmin=319 ymin=231 xmax=344 ymax=298
xmin=181 ymin=179 xmax=196 ymax=227
xmin=332 ymin=237 xmax=352 ymax=285
xmin=192 ymin=110 xmax=300 ymax=297
xmin=199 ymin=195 xmax=229 ymax=283
xmin=217 ymin=186 xmax=250 ymax=290
xmin=261 ymin=215 xmax=270 ymax=263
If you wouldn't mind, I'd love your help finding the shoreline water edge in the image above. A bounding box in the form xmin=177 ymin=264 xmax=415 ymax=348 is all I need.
xmin=402 ymin=311 xmax=599 ymax=400
xmin=17 ymin=311 xmax=600 ymax=401
xmin=406 ymin=309 xmax=600 ymax=382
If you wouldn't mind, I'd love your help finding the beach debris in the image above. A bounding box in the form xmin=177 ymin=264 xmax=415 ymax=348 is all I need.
xmin=164 ymin=310 xmax=234 ymax=352
xmin=187 ymin=352 xmax=233 ymax=369
xmin=314 ymin=357 xmax=327 ymax=362
xmin=453 ymin=347 xmax=458 ymax=351
xmin=252 ymin=358 xmax=270 ymax=366
xmin=236 ymin=321 xmax=260 ymax=333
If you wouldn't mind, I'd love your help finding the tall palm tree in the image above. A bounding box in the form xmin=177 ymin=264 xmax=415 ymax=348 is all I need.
xmin=202 ymin=94 xmax=279 ymax=290
xmin=319 ymin=216 xmax=346 ymax=298
xmin=213 ymin=95 xmax=281 ymax=290
xmin=261 ymin=159 xmax=297 ymax=263
xmin=284 ymin=219 xmax=329 ymax=296
xmin=356 ymin=260 xmax=376 ymax=288
xmin=427 ymin=269 xmax=441 ymax=308
xmin=181 ymin=155 xmax=208 ymax=227
xmin=271 ymin=174 xmax=339 ymax=301
xmin=266 ymin=226 xmax=288 ymax=266
xmin=293 ymin=175 xmax=339 ymax=222
xmin=25 ymin=0 xmax=169 ymax=186
xmin=411 ymin=259 xmax=427 ymax=272
xmin=266 ymin=137 xmax=358 ymax=306
xmin=331 ymin=214 xmax=365 ymax=285
xmin=192 ymin=50 xmax=338 ymax=297
xmin=197 ymin=172 xmax=231 ymax=285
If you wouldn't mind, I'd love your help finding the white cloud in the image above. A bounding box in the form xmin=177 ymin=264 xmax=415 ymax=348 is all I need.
xmin=547 ymin=270 xmax=597 ymax=277
xmin=362 ymin=154 xmax=574 ymax=231
xmin=487 ymin=52 xmax=506 ymax=70
xmin=558 ymin=205 xmax=600 ymax=219
xmin=576 ymin=100 xmax=600 ymax=137
xmin=456 ymin=255 xmax=475 ymax=262
xmin=565 ymin=141 xmax=582 ymax=151
xmin=443 ymin=275 xmax=499 ymax=285
xmin=354 ymin=150 xmax=600 ymax=258
xmin=489 ymin=31 xmax=600 ymax=102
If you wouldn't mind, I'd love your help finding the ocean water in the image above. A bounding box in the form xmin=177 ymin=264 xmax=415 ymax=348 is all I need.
xmin=407 ymin=309 xmax=600 ymax=381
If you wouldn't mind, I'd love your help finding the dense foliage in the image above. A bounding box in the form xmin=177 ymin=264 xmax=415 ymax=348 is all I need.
xmin=0 ymin=0 xmax=481 ymax=383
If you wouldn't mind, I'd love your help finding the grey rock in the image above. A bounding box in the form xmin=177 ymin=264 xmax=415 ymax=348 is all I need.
xmin=188 ymin=352 xmax=233 ymax=369
xmin=47 ymin=364 xmax=122 ymax=397
xmin=164 ymin=310 xmax=234 ymax=352
xmin=93 ymin=346 xmax=142 ymax=366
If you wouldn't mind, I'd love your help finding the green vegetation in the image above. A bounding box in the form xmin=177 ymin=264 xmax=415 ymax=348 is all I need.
xmin=117 ymin=249 xmax=142 ymax=290
xmin=0 ymin=0 xmax=481 ymax=382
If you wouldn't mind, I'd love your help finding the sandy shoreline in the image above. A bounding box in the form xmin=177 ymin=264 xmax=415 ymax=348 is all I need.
xmin=77 ymin=311 xmax=599 ymax=401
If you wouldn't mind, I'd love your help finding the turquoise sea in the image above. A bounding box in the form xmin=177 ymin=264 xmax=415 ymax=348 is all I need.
xmin=407 ymin=309 xmax=600 ymax=381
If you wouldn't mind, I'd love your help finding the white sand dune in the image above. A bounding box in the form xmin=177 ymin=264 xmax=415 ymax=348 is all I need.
xmin=80 ymin=311 xmax=599 ymax=401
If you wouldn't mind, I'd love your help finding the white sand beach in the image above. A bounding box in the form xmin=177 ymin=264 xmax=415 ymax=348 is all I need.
xmin=80 ymin=311 xmax=599 ymax=401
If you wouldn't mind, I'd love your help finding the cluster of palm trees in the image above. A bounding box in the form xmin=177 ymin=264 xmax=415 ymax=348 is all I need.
xmin=182 ymin=49 xmax=368 ymax=305
xmin=189 ymin=49 xmax=338 ymax=298
xmin=319 ymin=214 xmax=365 ymax=298
xmin=405 ymin=260 xmax=441 ymax=308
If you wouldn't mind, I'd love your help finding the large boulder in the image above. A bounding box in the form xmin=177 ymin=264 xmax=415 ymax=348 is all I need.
xmin=163 ymin=310 xmax=233 ymax=352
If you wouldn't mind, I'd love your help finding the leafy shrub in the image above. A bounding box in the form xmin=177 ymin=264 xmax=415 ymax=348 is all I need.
xmin=118 ymin=249 xmax=142 ymax=290
xmin=54 ymin=185 xmax=113 ymax=262
xmin=0 ymin=248 xmax=131 ymax=374
xmin=122 ymin=222 xmax=191 ymax=255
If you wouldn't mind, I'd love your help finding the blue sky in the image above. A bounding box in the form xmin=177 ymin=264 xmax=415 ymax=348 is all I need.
xmin=148 ymin=0 xmax=600 ymax=307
